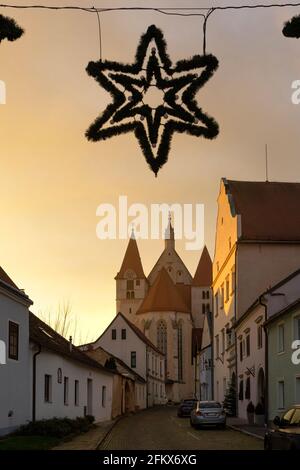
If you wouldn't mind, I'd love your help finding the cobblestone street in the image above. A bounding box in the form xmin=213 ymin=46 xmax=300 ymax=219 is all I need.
xmin=99 ymin=407 xmax=263 ymax=450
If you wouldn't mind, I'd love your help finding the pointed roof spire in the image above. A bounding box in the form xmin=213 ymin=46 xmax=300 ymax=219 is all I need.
xmin=192 ymin=246 xmax=212 ymax=287
xmin=164 ymin=212 xmax=175 ymax=249
xmin=137 ymin=268 xmax=189 ymax=314
xmin=115 ymin=235 xmax=146 ymax=280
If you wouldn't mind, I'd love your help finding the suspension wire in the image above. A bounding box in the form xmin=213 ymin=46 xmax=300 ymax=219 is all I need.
xmin=93 ymin=6 xmax=102 ymax=61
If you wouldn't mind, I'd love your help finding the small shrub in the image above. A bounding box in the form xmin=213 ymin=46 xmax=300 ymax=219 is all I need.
xmin=14 ymin=415 xmax=95 ymax=438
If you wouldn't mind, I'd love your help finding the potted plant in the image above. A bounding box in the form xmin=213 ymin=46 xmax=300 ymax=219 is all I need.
xmin=246 ymin=401 xmax=255 ymax=425
xmin=254 ymin=402 xmax=265 ymax=426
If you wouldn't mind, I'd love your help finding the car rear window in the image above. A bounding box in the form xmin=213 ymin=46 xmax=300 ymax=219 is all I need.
xmin=290 ymin=409 xmax=300 ymax=426
xmin=199 ymin=402 xmax=222 ymax=409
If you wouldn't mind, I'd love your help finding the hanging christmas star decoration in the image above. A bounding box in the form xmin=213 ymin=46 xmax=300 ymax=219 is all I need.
xmin=282 ymin=14 xmax=300 ymax=38
xmin=0 ymin=14 xmax=24 ymax=43
xmin=85 ymin=24 xmax=219 ymax=176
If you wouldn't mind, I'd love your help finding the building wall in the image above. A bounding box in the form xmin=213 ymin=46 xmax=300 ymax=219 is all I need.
xmin=137 ymin=311 xmax=194 ymax=402
xmin=0 ymin=288 xmax=31 ymax=436
xmin=236 ymin=304 xmax=265 ymax=420
xmin=32 ymin=348 xmax=113 ymax=422
xmin=237 ymin=244 xmax=300 ymax=320
xmin=95 ymin=315 xmax=147 ymax=380
xmin=199 ymin=346 xmax=212 ymax=401
xmin=213 ymin=180 xmax=238 ymax=403
xmin=116 ymin=276 xmax=148 ymax=320
xmin=267 ymin=308 xmax=300 ymax=421
xmin=191 ymin=286 xmax=212 ymax=329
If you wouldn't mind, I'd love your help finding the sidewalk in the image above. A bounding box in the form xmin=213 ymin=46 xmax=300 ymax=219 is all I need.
xmin=227 ymin=417 xmax=265 ymax=441
xmin=52 ymin=417 xmax=120 ymax=450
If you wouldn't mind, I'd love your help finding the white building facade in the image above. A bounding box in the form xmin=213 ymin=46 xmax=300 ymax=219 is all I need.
xmin=0 ymin=268 xmax=33 ymax=436
xmin=88 ymin=312 xmax=166 ymax=407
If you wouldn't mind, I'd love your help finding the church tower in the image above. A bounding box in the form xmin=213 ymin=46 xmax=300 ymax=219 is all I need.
xmin=115 ymin=230 xmax=148 ymax=321
xmin=191 ymin=246 xmax=213 ymax=328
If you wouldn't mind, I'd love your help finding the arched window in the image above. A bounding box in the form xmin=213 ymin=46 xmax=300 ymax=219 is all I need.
xmin=245 ymin=376 xmax=251 ymax=399
xmin=178 ymin=322 xmax=183 ymax=381
xmin=157 ymin=321 xmax=167 ymax=372
xmin=57 ymin=368 xmax=62 ymax=384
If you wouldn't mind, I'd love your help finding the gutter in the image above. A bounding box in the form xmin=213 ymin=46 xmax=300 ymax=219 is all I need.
xmin=258 ymin=295 xmax=268 ymax=426
xmin=32 ymin=343 xmax=41 ymax=422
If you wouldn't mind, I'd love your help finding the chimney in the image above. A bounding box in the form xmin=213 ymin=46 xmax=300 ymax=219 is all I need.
xmin=69 ymin=336 xmax=73 ymax=352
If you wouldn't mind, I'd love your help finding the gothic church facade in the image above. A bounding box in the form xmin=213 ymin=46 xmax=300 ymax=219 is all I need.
xmin=115 ymin=221 xmax=212 ymax=402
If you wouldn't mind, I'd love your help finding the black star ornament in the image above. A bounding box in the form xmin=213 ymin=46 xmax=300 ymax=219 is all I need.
xmin=86 ymin=24 xmax=219 ymax=176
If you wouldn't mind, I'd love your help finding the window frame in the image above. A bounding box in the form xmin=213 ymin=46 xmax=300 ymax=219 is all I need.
xmin=8 ymin=320 xmax=19 ymax=361
xmin=131 ymin=351 xmax=137 ymax=369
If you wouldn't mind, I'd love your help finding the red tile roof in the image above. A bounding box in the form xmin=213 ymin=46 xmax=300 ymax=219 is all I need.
xmin=137 ymin=268 xmax=190 ymax=314
xmin=192 ymin=246 xmax=212 ymax=287
xmin=225 ymin=179 xmax=300 ymax=241
xmin=115 ymin=237 xmax=146 ymax=279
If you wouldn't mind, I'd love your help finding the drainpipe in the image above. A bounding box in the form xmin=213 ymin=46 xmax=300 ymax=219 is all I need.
xmin=146 ymin=346 xmax=149 ymax=408
xmin=234 ymin=246 xmax=238 ymax=416
xmin=32 ymin=344 xmax=41 ymax=422
xmin=259 ymin=294 xmax=268 ymax=426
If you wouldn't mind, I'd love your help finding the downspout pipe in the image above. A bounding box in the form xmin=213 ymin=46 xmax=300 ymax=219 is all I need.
xmin=259 ymin=295 xmax=268 ymax=426
xmin=32 ymin=343 xmax=41 ymax=422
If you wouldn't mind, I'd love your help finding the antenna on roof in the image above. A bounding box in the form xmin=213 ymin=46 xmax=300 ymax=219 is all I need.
xmin=265 ymin=144 xmax=269 ymax=182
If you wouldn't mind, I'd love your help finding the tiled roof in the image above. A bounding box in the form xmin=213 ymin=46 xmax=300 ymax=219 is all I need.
xmin=115 ymin=236 xmax=146 ymax=279
xmin=137 ymin=268 xmax=190 ymax=315
xmin=29 ymin=312 xmax=114 ymax=375
xmin=0 ymin=266 xmax=18 ymax=289
xmin=225 ymin=179 xmax=300 ymax=241
xmin=192 ymin=246 xmax=212 ymax=287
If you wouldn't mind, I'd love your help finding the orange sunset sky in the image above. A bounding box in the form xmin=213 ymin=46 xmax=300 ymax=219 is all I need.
xmin=1 ymin=0 xmax=300 ymax=342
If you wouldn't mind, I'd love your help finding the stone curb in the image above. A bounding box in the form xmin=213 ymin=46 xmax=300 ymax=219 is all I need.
xmin=95 ymin=416 xmax=122 ymax=449
xmin=227 ymin=424 xmax=264 ymax=441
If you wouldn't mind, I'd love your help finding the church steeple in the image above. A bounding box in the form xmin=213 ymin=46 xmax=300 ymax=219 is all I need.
xmin=115 ymin=229 xmax=145 ymax=280
xmin=164 ymin=213 xmax=175 ymax=250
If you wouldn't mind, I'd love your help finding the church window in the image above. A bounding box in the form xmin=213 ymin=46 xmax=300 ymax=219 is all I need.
xmin=127 ymin=280 xmax=134 ymax=290
xmin=129 ymin=308 xmax=132 ymax=314
xmin=178 ymin=322 xmax=183 ymax=381
xmin=112 ymin=329 xmax=117 ymax=340
xmin=127 ymin=280 xmax=134 ymax=299
xmin=245 ymin=377 xmax=251 ymax=399
xmin=168 ymin=267 xmax=172 ymax=273
xmin=239 ymin=379 xmax=244 ymax=401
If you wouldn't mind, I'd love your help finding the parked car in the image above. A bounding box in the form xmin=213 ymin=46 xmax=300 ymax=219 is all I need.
xmin=190 ymin=401 xmax=226 ymax=429
xmin=264 ymin=405 xmax=300 ymax=450
xmin=177 ymin=399 xmax=197 ymax=417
